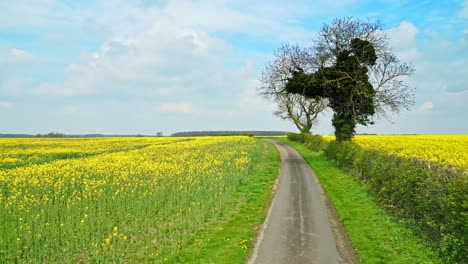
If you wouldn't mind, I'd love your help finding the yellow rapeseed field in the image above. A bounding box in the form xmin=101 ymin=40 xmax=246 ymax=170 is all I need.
xmin=0 ymin=136 xmax=259 ymax=262
xmin=323 ymin=135 xmax=468 ymax=170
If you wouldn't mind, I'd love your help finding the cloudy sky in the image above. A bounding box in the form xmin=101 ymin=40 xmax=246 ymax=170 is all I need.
xmin=1 ymin=0 xmax=467 ymax=135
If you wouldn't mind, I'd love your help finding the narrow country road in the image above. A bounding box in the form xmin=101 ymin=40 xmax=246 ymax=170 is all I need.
xmin=248 ymin=140 xmax=342 ymax=264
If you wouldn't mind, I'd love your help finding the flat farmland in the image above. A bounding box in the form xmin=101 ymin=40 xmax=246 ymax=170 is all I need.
xmin=0 ymin=137 xmax=279 ymax=263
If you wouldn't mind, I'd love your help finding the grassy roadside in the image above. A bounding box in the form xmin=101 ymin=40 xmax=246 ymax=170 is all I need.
xmin=166 ymin=139 xmax=280 ymax=263
xmin=277 ymin=138 xmax=443 ymax=264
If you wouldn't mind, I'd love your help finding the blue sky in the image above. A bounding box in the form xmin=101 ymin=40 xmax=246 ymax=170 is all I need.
xmin=1 ymin=0 xmax=467 ymax=135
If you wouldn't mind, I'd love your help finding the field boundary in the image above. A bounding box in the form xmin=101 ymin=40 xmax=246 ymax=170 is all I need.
xmin=247 ymin=176 xmax=280 ymax=264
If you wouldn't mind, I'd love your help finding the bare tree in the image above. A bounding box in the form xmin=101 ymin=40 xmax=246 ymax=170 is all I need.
xmin=314 ymin=17 xmax=415 ymax=118
xmin=258 ymin=44 xmax=328 ymax=133
xmin=273 ymin=93 xmax=327 ymax=133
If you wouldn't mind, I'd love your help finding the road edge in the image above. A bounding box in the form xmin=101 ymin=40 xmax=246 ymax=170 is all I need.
xmin=246 ymin=140 xmax=282 ymax=264
xmin=310 ymin=165 xmax=358 ymax=264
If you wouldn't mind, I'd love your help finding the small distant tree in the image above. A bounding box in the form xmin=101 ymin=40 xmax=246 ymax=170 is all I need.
xmin=156 ymin=132 xmax=163 ymax=137
xmin=258 ymin=44 xmax=328 ymax=134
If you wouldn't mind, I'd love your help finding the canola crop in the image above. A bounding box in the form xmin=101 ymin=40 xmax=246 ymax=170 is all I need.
xmin=0 ymin=136 xmax=259 ymax=262
xmin=323 ymin=135 xmax=468 ymax=170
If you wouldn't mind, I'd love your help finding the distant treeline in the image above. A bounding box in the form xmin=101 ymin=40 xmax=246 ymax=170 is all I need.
xmin=0 ymin=134 xmax=36 ymax=138
xmin=0 ymin=133 xmax=157 ymax=138
xmin=171 ymin=131 xmax=289 ymax=137
xmin=1 ymin=131 xmax=290 ymax=138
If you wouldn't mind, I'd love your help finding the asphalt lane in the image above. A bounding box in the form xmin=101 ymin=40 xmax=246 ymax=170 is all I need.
xmin=249 ymin=140 xmax=341 ymax=264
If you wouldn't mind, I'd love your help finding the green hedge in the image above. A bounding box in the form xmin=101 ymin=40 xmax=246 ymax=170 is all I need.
xmin=324 ymin=141 xmax=467 ymax=263
xmin=286 ymin=133 xmax=324 ymax=151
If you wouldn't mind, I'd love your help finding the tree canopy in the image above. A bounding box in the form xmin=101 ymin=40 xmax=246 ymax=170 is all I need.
xmin=266 ymin=17 xmax=416 ymax=141
xmin=286 ymin=38 xmax=378 ymax=141
xmin=313 ymin=18 xmax=415 ymax=118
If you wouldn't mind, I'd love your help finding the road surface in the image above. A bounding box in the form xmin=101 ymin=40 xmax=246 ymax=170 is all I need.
xmin=249 ymin=140 xmax=343 ymax=264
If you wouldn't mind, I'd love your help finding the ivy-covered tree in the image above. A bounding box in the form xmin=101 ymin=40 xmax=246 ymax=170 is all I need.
xmin=314 ymin=18 xmax=415 ymax=118
xmin=285 ymin=38 xmax=377 ymax=141
xmin=279 ymin=17 xmax=415 ymax=141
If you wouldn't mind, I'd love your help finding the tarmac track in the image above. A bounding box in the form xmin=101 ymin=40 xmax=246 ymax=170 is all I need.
xmin=248 ymin=140 xmax=343 ymax=264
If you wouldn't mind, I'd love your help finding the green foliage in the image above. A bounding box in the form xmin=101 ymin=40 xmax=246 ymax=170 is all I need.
xmin=333 ymin=141 xmax=360 ymax=168
xmin=331 ymin=114 xmax=357 ymax=142
xmin=286 ymin=133 xmax=323 ymax=151
xmin=325 ymin=140 xmax=361 ymax=168
xmin=323 ymin=140 xmax=339 ymax=160
xmin=286 ymin=132 xmax=303 ymax=142
xmin=352 ymin=148 xmax=380 ymax=181
xmin=285 ymin=38 xmax=377 ymax=142
xmin=303 ymin=134 xmax=324 ymax=151
xmin=324 ymin=141 xmax=468 ymax=263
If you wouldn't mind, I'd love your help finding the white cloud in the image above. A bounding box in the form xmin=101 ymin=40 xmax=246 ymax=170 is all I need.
xmin=154 ymin=102 xmax=193 ymax=114
xmin=0 ymin=102 xmax=15 ymax=109
xmin=157 ymin=0 xmax=318 ymax=43
xmin=37 ymin=17 xmax=232 ymax=97
xmin=10 ymin=48 xmax=26 ymax=57
xmin=4 ymin=0 xmax=351 ymax=105
xmin=7 ymin=48 xmax=30 ymax=63
xmin=34 ymin=4 xmax=275 ymax=123
xmin=418 ymin=101 xmax=433 ymax=112
xmin=387 ymin=21 xmax=418 ymax=49
xmin=386 ymin=21 xmax=421 ymax=61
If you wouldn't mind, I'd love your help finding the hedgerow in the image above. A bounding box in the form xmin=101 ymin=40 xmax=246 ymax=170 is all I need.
xmin=286 ymin=133 xmax=324 ymax=151
xmin=323 ymin=141 xmax=467 ymax=263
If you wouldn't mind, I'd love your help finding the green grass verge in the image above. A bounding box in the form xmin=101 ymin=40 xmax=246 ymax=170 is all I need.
xmin=277 ymin=138 xmax=442 ymax=264
xmin=164 ymin=139 xmax=280 ymax=263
